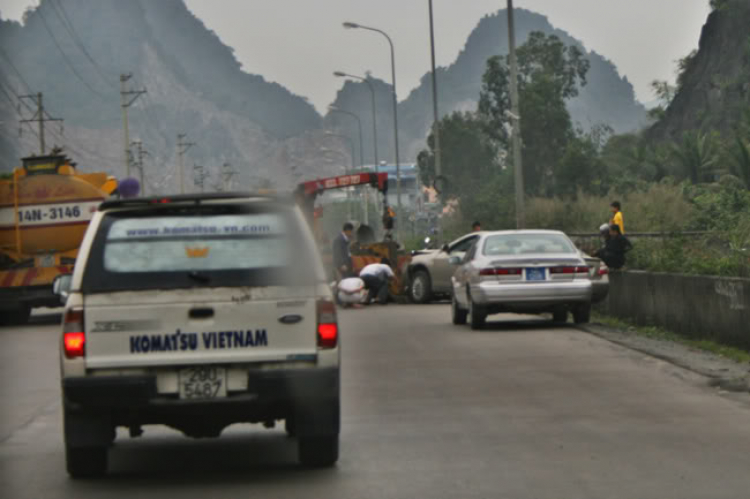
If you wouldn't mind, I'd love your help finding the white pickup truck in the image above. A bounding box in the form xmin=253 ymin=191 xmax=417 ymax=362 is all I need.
xmin=56 ymin=193 xmax=340 ymax=477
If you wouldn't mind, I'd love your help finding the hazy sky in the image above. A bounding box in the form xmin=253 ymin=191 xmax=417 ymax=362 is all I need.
xmin=1 ymin=0 xmax=711 ymax=111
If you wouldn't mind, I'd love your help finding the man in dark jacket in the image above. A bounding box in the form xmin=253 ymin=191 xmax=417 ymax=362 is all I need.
xmin=596 ymin=224 xmax=632 ymax=269
xmin=333 ymin=222 xmax=355 ymax=279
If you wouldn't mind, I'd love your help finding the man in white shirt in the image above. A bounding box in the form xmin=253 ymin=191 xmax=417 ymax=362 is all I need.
xmin=359 ymin=258 xmax=395 ymax=305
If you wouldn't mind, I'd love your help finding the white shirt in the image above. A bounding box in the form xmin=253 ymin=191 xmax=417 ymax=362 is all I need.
xmin=359 ymin=263 xmax=395 ymax=279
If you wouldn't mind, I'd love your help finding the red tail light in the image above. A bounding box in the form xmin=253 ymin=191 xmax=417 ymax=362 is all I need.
xmin=63 ymin=309 xmax=85 ymax=359
xmin=550 ymin=266 xmax=590 ymax=275
xmin=598 ymin=267 xmax=609 ymax=276
xmin=480 ymin=268 xmax=522 ymax=276
xmin=317 ymin=300 xmax=338 ymax=349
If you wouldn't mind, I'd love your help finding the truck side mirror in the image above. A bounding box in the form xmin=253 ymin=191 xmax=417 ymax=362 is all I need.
xmin=53 ymin=274 xmax=72 ymax=305
xmin=441 ymin=243 xmax=449 ymax=253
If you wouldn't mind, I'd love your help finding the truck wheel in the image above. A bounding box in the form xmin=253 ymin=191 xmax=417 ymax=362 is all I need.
xmin=65 ymin=445 xmax=108 ymax=478
xmin=285 ymin=417 xmax=296 ymax=438
xmin=451 ymin=294 xmax=468 ymax=325
xmin=469 ymin=294 xmax=487 ymax=330
xmin=553 ymin=309 xmax=568 ymax=323
xmin=409 ymin=270 xmax=433 ymax=304
xmin=573 ymin=304 xmax=591 ymax=324
xmin=298 ymin=435 xmax=339 ymax=467
xmin=1 ymin=305 xmax=31 ymax=326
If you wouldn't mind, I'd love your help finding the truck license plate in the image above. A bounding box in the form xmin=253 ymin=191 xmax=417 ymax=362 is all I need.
xmin=178 ymin=366 xmax=227 ymax=400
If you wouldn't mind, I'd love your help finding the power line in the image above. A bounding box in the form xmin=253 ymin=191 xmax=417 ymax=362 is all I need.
xmin=35 ymin=5 xmax=107 ymax=99
xmin=0 ymin=46 xmax=33 ymax=93
xmin=49 ymin=0 xmax=115 ymax=89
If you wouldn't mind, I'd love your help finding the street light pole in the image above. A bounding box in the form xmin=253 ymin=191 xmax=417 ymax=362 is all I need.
xmin=428 ymin=0 xmax=443 ymax=242
xmin=343 ymin=22 xmax=402 ymax=240
xmin=328 ymin=106 xmax=364 ymax=169
xmin=507 ymin=0 xmax=525 ymax=229
xmin=325 ymin=132 xmax=356 ymax=220
xmin=328 ymin=106 xmax=369 ymax=225
xmin=333 ymin=71 xmax=379 ymax=170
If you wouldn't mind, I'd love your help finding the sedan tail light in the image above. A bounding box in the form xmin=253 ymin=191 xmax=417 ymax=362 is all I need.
xmin=63 ymin=309 xmax=85 ymax=359
xmin=479 ymin=268 xmax=523 ymax=276
xmin=550 ymin=266 xmax=589 ymax=275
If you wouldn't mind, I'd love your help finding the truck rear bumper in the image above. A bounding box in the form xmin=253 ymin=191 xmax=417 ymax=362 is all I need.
xmin=62 ymin=368 xmax=340 ymax=437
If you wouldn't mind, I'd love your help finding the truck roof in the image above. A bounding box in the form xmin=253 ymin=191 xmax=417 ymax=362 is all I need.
xmin=99 ymin=191 xmax=289 ymax=211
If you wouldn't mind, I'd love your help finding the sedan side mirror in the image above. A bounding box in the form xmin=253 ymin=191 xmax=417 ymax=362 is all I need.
xmin=441 ymin=243 xmax=450 ymax=253
xmin=448 ymin=255 xmax=463 ymax=266
xmin=53 ymin=274 xmax=72 ymax=305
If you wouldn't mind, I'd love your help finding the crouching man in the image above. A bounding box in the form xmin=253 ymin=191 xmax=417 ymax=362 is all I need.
xmin=359 ymin=258 xmax=395 ymax=305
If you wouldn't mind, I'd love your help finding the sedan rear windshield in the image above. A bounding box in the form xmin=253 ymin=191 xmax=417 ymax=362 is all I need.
xmin=483 ymin=233 xmax=576 ymax=256
xmin=81 ymin=203 xmax=323 ymax=293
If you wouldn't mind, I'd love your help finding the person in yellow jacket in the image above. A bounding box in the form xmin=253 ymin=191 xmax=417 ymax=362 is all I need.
xmin=610 ymin=201 xmax=625 ymax=234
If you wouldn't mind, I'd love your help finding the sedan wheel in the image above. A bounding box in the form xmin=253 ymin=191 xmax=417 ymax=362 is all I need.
xmin=573 ymin=304 xmax=591 ymax=324
xmin=469 ymin=295 xmax=487 ymax=330
xmin=552 ymin=309 xmax=568 ymax=323
xmin=410 ymin=271 xmax=432 ymax=304
xmin=451 ymin=294 xmax=468 ymax=325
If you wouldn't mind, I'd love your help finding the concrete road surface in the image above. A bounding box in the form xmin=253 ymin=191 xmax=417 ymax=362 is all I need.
xmin=2 ymin=305 xmax=750 ymax=498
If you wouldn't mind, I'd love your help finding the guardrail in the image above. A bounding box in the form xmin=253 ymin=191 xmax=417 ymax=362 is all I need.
xmin=568 ymin=231 xmax=715 ymax=239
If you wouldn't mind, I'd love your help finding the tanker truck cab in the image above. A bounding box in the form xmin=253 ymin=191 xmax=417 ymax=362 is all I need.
xmin=59 ymin=193 xmax=341 ymax=478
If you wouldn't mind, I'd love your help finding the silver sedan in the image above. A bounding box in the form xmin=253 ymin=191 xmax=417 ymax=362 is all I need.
xmin=450 ymin=230 xmax=593 ymax=329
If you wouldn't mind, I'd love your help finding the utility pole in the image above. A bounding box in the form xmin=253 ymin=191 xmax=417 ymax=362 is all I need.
xmin=20 ymin=93 xmax=62 ymax=154
xmin=120 ymin=74 xmax=146 ymax=179
xmin=177 ymin=134 xmax=195 ymax=194
xmin=130 ymin=140 xmax=149 ymax=196
xmin=222 ymin=162 xmax=238 ymax=191
xmin=507 ymin=0 xmax=525 ymax=229
xmin=193 ymin=164 xmax=207 ymax=193
xmin=428 ymin=0 xmax=443 ymax=241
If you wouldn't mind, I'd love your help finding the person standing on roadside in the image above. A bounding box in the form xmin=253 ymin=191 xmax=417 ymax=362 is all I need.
xmin=333 ymin=222 xmax=354 ymax=280
xmin=610 ymin=201 xmax=625 ymax=234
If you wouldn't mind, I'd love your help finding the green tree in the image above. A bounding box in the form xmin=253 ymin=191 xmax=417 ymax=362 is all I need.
xmin=478 ymin=32 xmax=590 ymax=196
xmin=417 ymin=111 xmax=499 ymax=203
xmin=729 ymin=137 xmax=750 ymax=189
xmin=648 ymin=80 xmax=677 ymax=121
xmin=671 ymin=131 xmax=719 ymax=183
xmin=557 ymin=136 xmax=605 ymax=197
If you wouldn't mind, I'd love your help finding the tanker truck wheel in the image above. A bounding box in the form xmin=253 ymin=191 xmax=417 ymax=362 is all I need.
xmin=1 ymin=306 xmax=31 ymax=326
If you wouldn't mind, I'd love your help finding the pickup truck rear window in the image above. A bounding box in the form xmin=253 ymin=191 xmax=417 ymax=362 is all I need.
xmin=81 ymin=203 xmax=322 ymax=293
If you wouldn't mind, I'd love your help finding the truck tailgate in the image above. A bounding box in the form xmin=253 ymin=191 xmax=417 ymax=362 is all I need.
xmin=82 ymin=287 xmax=317 ymax=369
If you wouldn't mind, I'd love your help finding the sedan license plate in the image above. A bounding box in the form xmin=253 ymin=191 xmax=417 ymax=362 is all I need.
xmin=526 ymin=268 xmax=546 ymax=281
xmin=179 ymin=366 xmax=227 ymax=400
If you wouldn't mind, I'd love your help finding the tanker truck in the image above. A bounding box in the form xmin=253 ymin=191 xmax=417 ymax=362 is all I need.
xmin=0 ymin=153 xmax=117 ymax=325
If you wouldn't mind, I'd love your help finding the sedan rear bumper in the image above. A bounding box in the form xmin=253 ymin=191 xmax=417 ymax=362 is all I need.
xmin=471 ymin=279 xmax=592 ymax=307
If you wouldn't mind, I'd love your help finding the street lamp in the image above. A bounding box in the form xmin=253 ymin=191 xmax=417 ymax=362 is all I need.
xmin=325 ymin=131 xmax=356 ymax=219
xmin=333 ymin=71 xmax=379 ymax=171
xmin=328 ymin=106 xmax=364 ymax=169
xmin=343 ymin=21 xmax=402 ymax=239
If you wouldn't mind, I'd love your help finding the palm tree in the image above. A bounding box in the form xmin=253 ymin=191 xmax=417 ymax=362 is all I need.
xmin=730 ymin=137 xmax=750 ymax=189
xmin=671 ymin=131 xmax=719 ymax=183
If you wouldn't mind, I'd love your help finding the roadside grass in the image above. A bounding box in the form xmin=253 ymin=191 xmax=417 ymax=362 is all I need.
xmin=591 ymin=312 xmax=750 ymax=364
